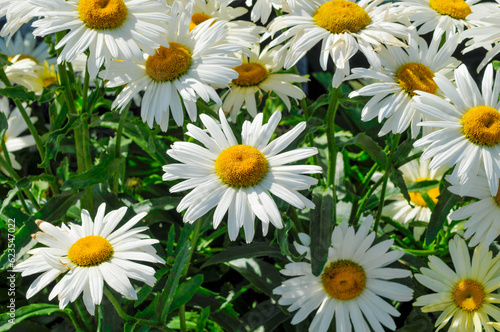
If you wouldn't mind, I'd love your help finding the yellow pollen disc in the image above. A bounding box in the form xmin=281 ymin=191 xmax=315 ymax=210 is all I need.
xmin=8 ymin=55 xmax=38 ymax=63
xmin=321 ymin=260 xmax=366 ymax=301
xmin=396 ymin=63 xmax=437 ymax=96
xmin=145 ymin=43 xmax=192 ymax=82
xmin=78 ymin=0 xmax=128 ymax=30
xmin=461 ymin=106 xmax=500 ymax=147
xmin=409 ymin=177 xmax=440 ymax=207
xmin=189 ymin=13 xmax=212 ymax=32
xmin=494 ymin=181 xmax=500 ymax=206
xmin=453 ymin=280 xmax=484 ymax=311
xmin=232 ymin=63 xmax=268 ymax=87
xmin=429 ymin=0 xmax=472 ymax=19
xmin=67 ymin=235 xmax=113 ymax=267
xmin=313 ymin=0 xmax=371 ymax=34
xmin=215 ymin=145 xmax=268 ymax=187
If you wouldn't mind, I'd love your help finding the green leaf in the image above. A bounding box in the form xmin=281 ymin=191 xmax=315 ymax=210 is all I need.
xmin=15 ymin=174 xmax=56 ymax=190
xmin=420 ymin=191 xmax=436 ymax=211
xmin=39 ymin=114 xmax=80 ymax=168
xmin=158 ymin=241 xmax=190 ymax=323
xmin=134 ymin=268 xmax=170 ymax=308
xmin=493 ymin=60 xmax=500 ymax=71
xmin=425 ymin=185 xmax=462 ymax=244
xmin=339 ymin=133 xmax=387 ymax=168
xmin=195 ymin=307 xmax=211 ymax=332
xmin=406 ymin=180 xmax=439 ymax=192
xmin=310 ymin=186 xmax=334 ymax=277
xmin=390 ymin=169 xmax=412 ymax=205
xmin=0 ymin=190 xmax=83 ymax=271
xmin=61 ymin=155 xmax=123 ymax=190
xmin=38 ymin=85 xmax=63 ymax=104
xmin=0 ymin=86 xmax=36 ymax=101
xmin=190 ymin=287 xmax=240 ymax=331
xmin=0 ymin=304 xmax=72 ymax=331
xmin=226 ymin=258 xmax=282 ymax=297
xmin=0 ymin=112 xmax=7 ymax=139
xmin=239 ymin=300 xmax=288 ymax=332
xmin=169 ymin=274 xmax=204 ymax=312
xmin=202 ymin=242 xmax=282 ymax=268
xmin=0 ymin=53 xmax=11 ymax=66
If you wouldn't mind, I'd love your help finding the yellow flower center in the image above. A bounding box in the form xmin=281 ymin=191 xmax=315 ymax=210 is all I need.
xmin=79 ymin=0 xmax=128 ymax=29
xmin=396 ymin=63 xmax=438 ymax=96
xmin=313 ymin=0 xmax=371 ymax=34
xmin=429 ymin=0 xmax=472 ymax=19
xmin=494 ymin=181 xmax=500 ymax=206
xmin=232 ymin=63 xmax=268 ymax=87
xmin=8 ymin=55 xmax=38 ymax=63
xmin=321 ymin=260 xmax=366 ymax=301
xmin=409 ymin=177 xmax=440 ymax=207
xmin=215 ymin=145 xmax=268 ymax=187
xmin=145 ymin=43 xmax=192 ymax=82
xmin=67 ymin=235 xmax=113 ymax=267
xmin=189 ymin=13 xmax=212 ymax=32
xmin=461 ymin=106 xmax=500 ymax=147
xmin=453 ymin=280 xmax=484 ymax=312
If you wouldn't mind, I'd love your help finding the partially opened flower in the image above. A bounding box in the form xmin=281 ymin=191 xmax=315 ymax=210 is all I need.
xmin=273 ymin=216 xmax=413 ymax=332
xmin=163 ymin=109 xmax=321 ymax=242
xmin=222 ymin=44 xmax=307 ymax=121
xmin=414 ymin=236 xmax=500 ymax=331
xmin=449 ymin=170 xmax=500 ymax=247
xmin=414 ymin=63 xmax=500 ymax=197
xmin=267 ymin=0 xmax=408 ymax=87
xmin=13 ymin=203 xmax=165 ymax=315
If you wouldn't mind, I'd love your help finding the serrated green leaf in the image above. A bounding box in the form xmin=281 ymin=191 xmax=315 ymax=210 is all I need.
xmin=339 ymin=133 xmax=387 ymax=168
xmin=0 ymin=86 xmax=36 ymax=101
xmin=310 ymin=186 xmax=334 ymax=276
xmin=170 ymin=274 xmax=204 ymax=312
xmin=158 ymin=241 xmax=190 ymax=323
xmin=226 ymin=258 xmax=282 ymax=297
xmin=425 ymin=186 xmax=462 ymax=244
xmin=0 ymin=304 xmax=72 ymax=331
xmin=202 ymin=242 xmax=282 ymax=268
xmin=61 ymin=155 xmax=123 ymax=190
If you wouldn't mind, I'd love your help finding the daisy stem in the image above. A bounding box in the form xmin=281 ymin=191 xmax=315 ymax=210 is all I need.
xmin=104 ymin=287 xmax=169 ymax=331
xmin=80 ymin=66 xmax=93 ymax=211
xmin=69 ymin=300 xmax=92 ymax=332
xmin=374 ymin=134 xmax=401 ymax=233
xmin=326 ymin=85 xmax=342 ymax=221
xmin=113 ymin=104 xmax=129 ymax=195
xmin=348 ymin=163 xmax=379 ymax=225
xmin=63 ymin=308 xmax=89 ymax=332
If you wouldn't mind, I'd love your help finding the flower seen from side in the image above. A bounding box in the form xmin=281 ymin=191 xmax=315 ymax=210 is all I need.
xmin=273 ymin=216 xmax=413 ymax=332
xmin=13 ymin=203 xmax=165 ymax=315
xmin=163 ymin=109 xmax=321 ymax=243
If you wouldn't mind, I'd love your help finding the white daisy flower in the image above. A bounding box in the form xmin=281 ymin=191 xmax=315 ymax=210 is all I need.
xmin=267 ymin=0 xmax=408 ymax=87
xmin=273 ymin=216 xmax=413 ymax=332
xmin=414 ymin=63 xmax=500 ymax=197
xmin=448 ymin=170 xmax=500 ymax=247
xmin=396 ymin=0 xmax=492 ymax=40
xmin=222 ymin=44 xmax=307 ymax=121
xmin=185 ymin=0 xmax=265 ymax=52
xmin=349 ymin=30 xmax=460 ymax=138
xmin=461 ymin=1 xmax=500 ymax=73
xmin=0 ymin=97 xmax=37 ymax=174
xmin=382 ymin=158 xmax=448 ymax=238
xmin=414 ymin=235 xmax=500 ymax=332
xmin=1 ymin=56 xmax=43 ymax=94
xmin=0 ymin=0 xmax=40 ymax=44
xmin=29 ymin=0 xmax=171 ymax=78
xmin=105 ymin=2 xmax=241 ymax=131
xmin=13 ymin=203 xmax=165 ymax=315
xmin=162 ymin=109 xmax=322 ymax=243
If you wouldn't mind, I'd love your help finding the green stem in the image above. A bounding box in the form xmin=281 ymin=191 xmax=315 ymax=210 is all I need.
xmin=0 ymin=155 xmax=41 ymax=210
xmin=112 ymin=105 xmax=129 ymax=194
xmin=179 ymin=304 xmax=187 ymax=332
xmin=349 ymin=163 xmax=379 ymax=225
xmin=374 ymin=135 xmax=401 ymax=233
xmin=61 ymin=309 xmax=88 ymax=332
xmin=325 ymin=86 xmax=342 ymax=223
xmin=104 ymin=288 xmax=168 ymax=331
xmin=71 ymin=300 xmax=92 ymax=332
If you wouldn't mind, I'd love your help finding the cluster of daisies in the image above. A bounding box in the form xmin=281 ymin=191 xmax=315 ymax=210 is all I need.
xmin=2 ymin=0 xmax=500 ymax=330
